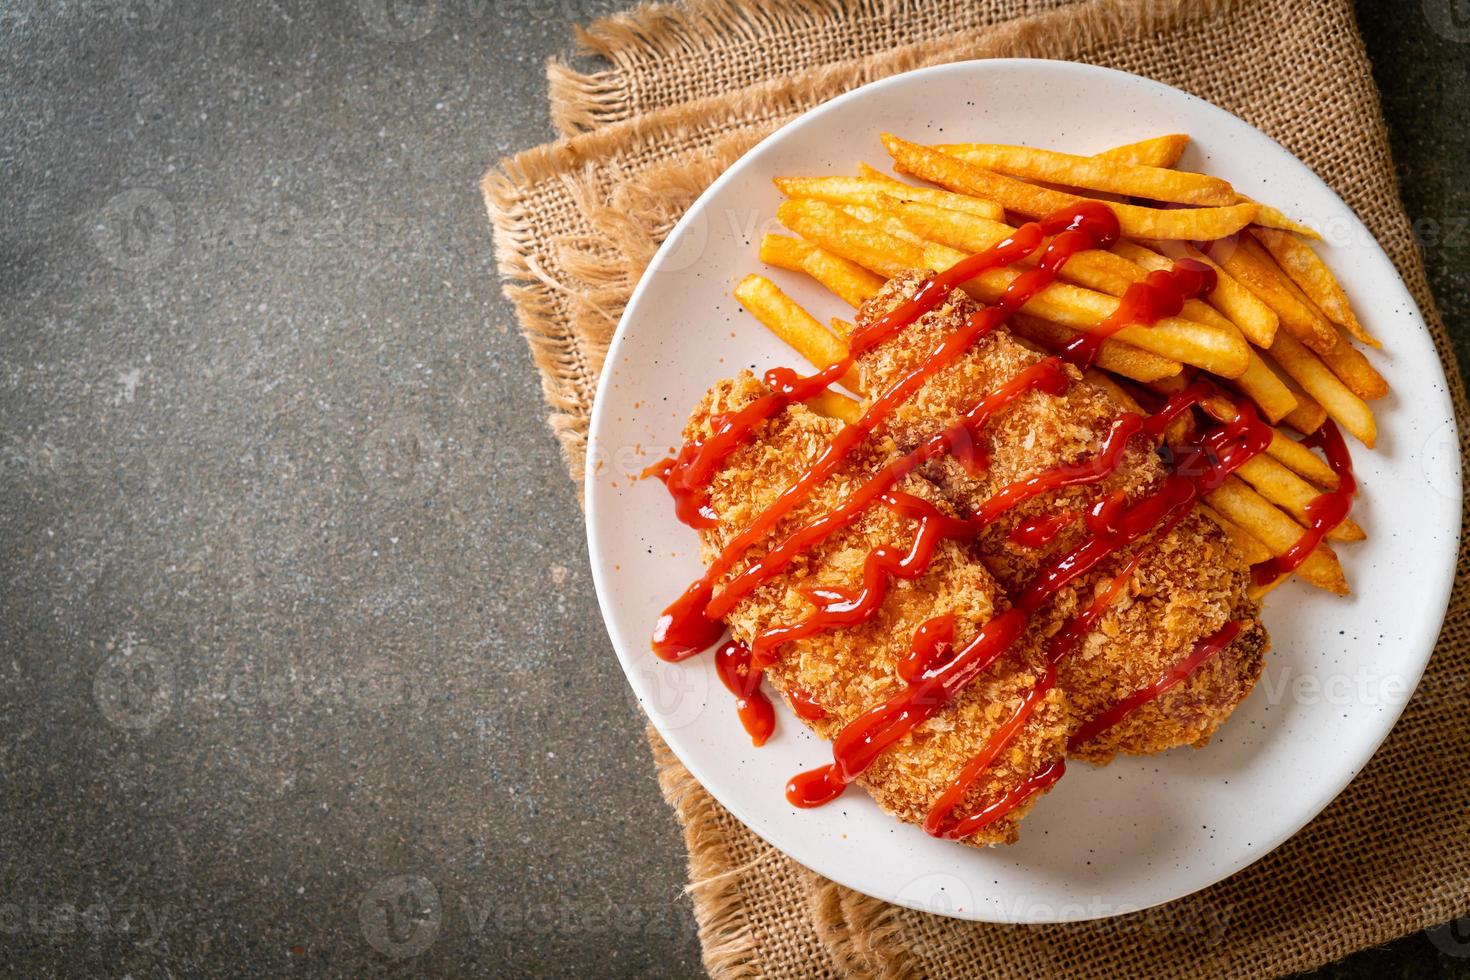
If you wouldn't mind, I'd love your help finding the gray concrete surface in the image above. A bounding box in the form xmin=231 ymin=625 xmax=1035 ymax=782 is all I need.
xmin=0 ymin=1 xmax=1466 ymax=976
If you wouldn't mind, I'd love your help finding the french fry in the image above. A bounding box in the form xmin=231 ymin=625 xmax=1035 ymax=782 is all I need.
xmin=883 ymin=135 xmax=1259 ymax=241
xmin=1011 ymin=314 xmax=1181 ymax=383
xmin=759 ymin=234 xmax=885 ymax=308
xmin=1095 ymin=134 xmax=1190 ymax=168
xmin=775 ymin=174 xmax=1006 ymax=221
xmin=1235 ymin=454 xmax=1365 ymax=541
xmin=1201 ymin=394 xmax=1342 ymax=489
xmin=1267 ymin=330 xmax=1376 ymax=446
xmin=1129 ymin=240 xmax=1279 ymax=348
xmin=1268 ymin=363 xmax=1329 ymax=435
xmin=778 ymin=199 xmax=1248 ymax=376
xmin=1084 ymin=369 xmax=1147 ymax=413
xmin=1264 ymin=429 xmax=1340 ymax=490
xmin=778 ymin=198 xmax=925 ymax=277
xmin=935 ymin=142 xmax=1236 ymax=205
xmin=881 ymin=197 xmax=1229 ymax=331
xmin=1205 ymin=476 xmax=1348 ymax=594
xmin=1232 ymin=351 xmax=1300 ymax=425
xmin=844 ymin=203 xmax=1234 ymax=381
xmin=733 ymin=274 xmax=863 ymax=393
xmin=1243 ymin=245 xmax=1389 ymax=400
xmin=1094 ymin=137 xmax=1319 ymax=237
xmin=1215 ymin=233 xmax=1339 ymax=353
xmin=1146 ymin=372 xmax=1191 ymax=395
xmin=1314 ymin=329 xmax=1389 ymax=401
xmin=1241 ymin=198 xmax=1322 ymax=240
xmin=806 ymin=390 xmax=863 ymax=423
xmin=1198 ymin=504 xmax=1275 ymax=565
xmin=1251 ymin=228 xmax=1377 ymax=347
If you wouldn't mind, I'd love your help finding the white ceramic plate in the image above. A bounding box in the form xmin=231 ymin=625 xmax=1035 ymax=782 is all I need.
xmin=585 ymin=60 xmax=1461 ymax=922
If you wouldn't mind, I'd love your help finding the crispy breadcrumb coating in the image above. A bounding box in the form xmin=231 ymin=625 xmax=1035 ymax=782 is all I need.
xmin=688 ymin=373 xmax=1070 ymax=845
xmin=853 ymin=273 xmax=1268 ymax=763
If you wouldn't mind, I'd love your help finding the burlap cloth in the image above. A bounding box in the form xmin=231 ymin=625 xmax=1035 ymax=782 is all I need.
xmin=483 ymin=0 xmax=1470 ymax=975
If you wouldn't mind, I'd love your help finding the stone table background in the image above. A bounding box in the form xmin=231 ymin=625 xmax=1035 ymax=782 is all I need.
xmin=1 ymin=1 xmax=1466 ymax=976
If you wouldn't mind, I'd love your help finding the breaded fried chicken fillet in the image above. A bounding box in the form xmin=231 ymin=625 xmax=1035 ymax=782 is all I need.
xmin=688 ymin=372 xmax=1071 ymax=845
xmin=852 ymin=273 xmax=1269 ymax=764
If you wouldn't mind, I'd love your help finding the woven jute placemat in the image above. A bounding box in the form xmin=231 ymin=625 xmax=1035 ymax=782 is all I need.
xmin=483 ymin=0 xmax=1470 ymax=975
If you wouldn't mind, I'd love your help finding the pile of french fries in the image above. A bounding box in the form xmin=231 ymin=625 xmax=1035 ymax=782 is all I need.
xmin=734 ymin=133 xmax=1387 ymax=596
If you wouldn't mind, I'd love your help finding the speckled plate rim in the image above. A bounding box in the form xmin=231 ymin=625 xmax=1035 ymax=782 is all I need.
xmin=584 ymin=59 xmax=1461 ymax=923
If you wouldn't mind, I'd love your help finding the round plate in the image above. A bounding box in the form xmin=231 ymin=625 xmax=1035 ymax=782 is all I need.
xmin=585 ymin=60 xmax=1460 ymax=922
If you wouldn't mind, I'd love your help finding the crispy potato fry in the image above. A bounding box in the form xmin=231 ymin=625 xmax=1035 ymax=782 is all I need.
xmin=1235 ymin=454 xmax=1365 ymax=541
xmin=1269 ymin=365 xmax=1329 ymax=435
xmin=1010 ymin=314 xmax=1181 ymax=383
xmin=1314 ymin=330 xmax=1389 ymax=401
xmin=778 ymin=199 xmax=1247 ymax=376
xmin=1205 ymin=476 xmax=1348 ymax=594
xmin=1216 ymin=233 xmax=1339 ymax=353
xmin=806 ymin=389 xmax=863 ymax=423
xmin=1198 ymin=504 xmax=1275 ymax=565
xmin=883 ymin=135 xmax=1259 ymax=240
xmin=880 ymin=195 xmax=1133 ymax=294
xmin=1241 ymin=198 xmax=1322 ymax=240
xmin=1200 ymin=394 xmax=1341 ymax=489
xmin=882 ymin=197 xmax=1228 ymax=330
xmin=839 ymin=203 xmax=932 ymax=247
xmin=733 ymin=274 xmax=863 ymax=392
xmin=1267 ymin=330 xmax=1375 ymax=446
xmin=936 ymin=142 xmax=1236 ymax=205
xmin=1232 ymin=351 xmax=1299 ymax=424
xmin=1095 ymin=134 xmax=1190 ymax=168
xmin=775 ymin=174 xmax=1006 ymax=221
xmin=844 ymin=205 xmax=1233 ymax=381
xmin=1146 ymin=372 xmax=1191 ymax=395
xmin=759 ymin=234 xmax=885 ymax=308
xmin=1130 ymin=240 xmax=1279 ymax=348
xmin=829 ymin=317 xmax=855 ymax=339
xmin=1243 ymin=249 xmax=1389 ymax=399
xmin=1084 ymin=369 xmax=1147 ymax=413
xmin=1264 ymin=429 xmax=1340 ymax=489
xmin=757 ymin=232 xmax=812 ymax=271
xmin=1251 ymin=228 xmax=1375 ymax=345
xmin=778 ymin=198 xmax=925 ymax=277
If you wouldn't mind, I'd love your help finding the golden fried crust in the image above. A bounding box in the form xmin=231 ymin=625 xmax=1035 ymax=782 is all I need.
xmin=853 ymin=274 xmax=1269 ymax=759
xmin=688 ymin=372 xmax=1071 ymax=845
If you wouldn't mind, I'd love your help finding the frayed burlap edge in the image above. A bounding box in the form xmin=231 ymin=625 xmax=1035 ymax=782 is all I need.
xmin=487 ymin=0 xmax=1238 ymax=489
xmin=548 ymin=0 xmax=897 ymax=134
xmin=546 ymin=0 xmax=1097 ymax=135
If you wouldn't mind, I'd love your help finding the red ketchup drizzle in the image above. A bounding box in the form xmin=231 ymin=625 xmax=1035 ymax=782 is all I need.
xmin=749 ymin=411 xmax=1138 ymax=665
xmin=1008 ymin=511 xmax=1078 ymax=549
xmin=651 ymin=203 xmax=1121 ymax=661
xmin=722 ymin=356 xmax=1069 ymax=638
xmin=1251 ymin=420 xmax=1355 ymax=585
xmin=714 ymin=641 xmax=775 ymax=746
xmin=788 ymin=688 xmax=828 ymax=722
xmin=1066 ymin=621 xmax=1243 ymax=749
xmin=1061 ymin=260 xmax=1218 ymax=371
xmin=787 ymin=388 xmax=1275 ymax=832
